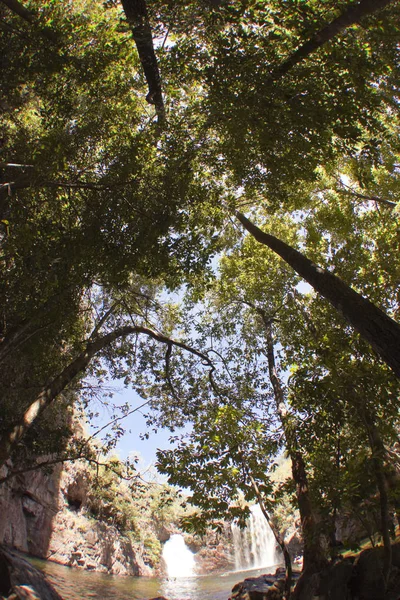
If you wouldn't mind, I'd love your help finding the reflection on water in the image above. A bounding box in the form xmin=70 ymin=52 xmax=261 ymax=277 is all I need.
xmin=32 ymin=557 xmax=282 ymax=600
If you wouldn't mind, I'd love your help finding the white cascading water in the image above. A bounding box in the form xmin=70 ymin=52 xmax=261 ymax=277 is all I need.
xmin=231 ymin=505 xmax=280 ymax=570
xmin=162 ymin=534 xmax=196 ymax=578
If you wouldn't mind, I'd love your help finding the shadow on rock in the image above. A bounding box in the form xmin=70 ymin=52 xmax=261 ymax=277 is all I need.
xmin=0 ymin=545 xmax=62 ymax=600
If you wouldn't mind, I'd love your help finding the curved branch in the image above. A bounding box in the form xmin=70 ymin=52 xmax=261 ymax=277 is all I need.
xmin=0 ymin=324 xmax=214 ymax=470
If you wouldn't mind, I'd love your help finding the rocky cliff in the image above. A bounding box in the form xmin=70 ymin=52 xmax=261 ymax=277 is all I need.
xmin=0 ymin=457 xmax=299 ymax=579
xmin=0 ymin=458 xmax=236 ymax=578
xmin=0 ymin=460 xmax=152 ymax=576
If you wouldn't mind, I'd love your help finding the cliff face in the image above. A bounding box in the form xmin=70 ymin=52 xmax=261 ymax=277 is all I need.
xmin=0 ymin=461 xmax=152 ymax=576
xmin=0 ymin=464 xmax=62 ymax=558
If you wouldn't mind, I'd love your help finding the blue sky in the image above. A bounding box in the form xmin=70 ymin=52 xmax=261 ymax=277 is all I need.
xmin=89 ymin=381 xmax=181 ymax=470
xmin=88 ymin=280 xmax=313 ymax=472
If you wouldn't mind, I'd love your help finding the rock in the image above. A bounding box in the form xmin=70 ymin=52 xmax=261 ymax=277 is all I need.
xmin=8 ymin=585 xmax=41 ymax=599
xmin=319 ymin=559 xmax=353 ymax=600
xmin=291 ymin=543 xmax=400 ymax=600
xmin=0 ymin=462 xmax=62 ymax=557
xmin=284 ymin=525 xmax=303 ymax=560
xmin=0 ymin=462 xmax=152 ymax=577
xmin=231 ymin=573 xmax=286 ymax=600
xmin=0 ymin=545 xmax=63 ymax=599
xmin=65 ymin=472 xmax=88 ymax=510
xmin=189 ymin=527 xmax=233 ymax=574
xmin=291 ymin=570 xmax=321 ymax=600
xmin=335 ymin=509 xmax=376 ymax=549
xmin=274 ymin=567 xmax=286 ymax=579
xmin=352 ymin=546 xmax=387 ymax=600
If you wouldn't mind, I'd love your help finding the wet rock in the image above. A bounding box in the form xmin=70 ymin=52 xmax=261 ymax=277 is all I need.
xmin=187 ymin=527 xmax=233 ymax=574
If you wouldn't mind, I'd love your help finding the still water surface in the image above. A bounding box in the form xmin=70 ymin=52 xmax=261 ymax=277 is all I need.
xmin=33 ymin=558 xmax=281 ymax=600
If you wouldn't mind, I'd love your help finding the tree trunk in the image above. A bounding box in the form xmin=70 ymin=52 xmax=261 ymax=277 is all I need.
xmin=120 ymin=0 xmax=165 ymax=120
xmin=272 ymin=0 xmax=393 ymax=80
xmin=236 ymin=212 xmax=400 ymax=378
xmin=359 ymin=407 xmax=393 ymax=585
xmin=235 ymin=304 xmax=328 ymax=580
xmin=261 ymin=315 xmax=327 ymax=574
xmin=246 ymin=468 xmax=293 ymax=599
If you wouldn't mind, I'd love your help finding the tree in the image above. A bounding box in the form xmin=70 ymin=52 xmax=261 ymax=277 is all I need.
xmin=150 ymin=198 xmax=399 ymax=592
xmin=0 ymin=0 xmax=222 ymax=470
xmin=203 ymin=223 xmax=329 ymax=574
xmin=0 ymin=282 xmax=215 ymax=470
xmin=282 ymin=293 xmax=400 ymax=586
xmin=148 ymin=0 xmax=399 ymax=202
xmin=2 ymin=3 xmax=400 ymax=597
xmin=236 ymin=210 xmax=400 ymax=377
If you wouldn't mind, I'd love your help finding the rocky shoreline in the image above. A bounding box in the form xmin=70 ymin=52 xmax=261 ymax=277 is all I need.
xmin=0 ymin=460 xmax=236 ymax=579
xmin=229 ymin=567 xmax=301 ymax=600
xmin=0 ymin=462 xmax=153 ymax=577
xmin=226 ymin=541 xmax=400 ymax=600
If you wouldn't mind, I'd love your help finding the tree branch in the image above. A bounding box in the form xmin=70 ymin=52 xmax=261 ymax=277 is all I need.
xmin=0 ymin=324 xmax=215 ymax=469
xmin=235 ymin=210 xmax=400 ymax=378
xmin=0 ymin=0 xmax=58 ymax=42
xmin=271 ymin=0 xmax=393 ymax=80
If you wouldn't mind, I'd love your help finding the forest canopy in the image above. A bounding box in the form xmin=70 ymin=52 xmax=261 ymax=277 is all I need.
xmin=0 ymin=0 xmax=399 ymax=594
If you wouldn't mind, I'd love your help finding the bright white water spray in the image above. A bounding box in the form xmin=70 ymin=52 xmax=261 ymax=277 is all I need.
xmin=231 ymin=505 xmax=280 ymax=570
xmin=162 ymin=534 xmax=196 ymax=578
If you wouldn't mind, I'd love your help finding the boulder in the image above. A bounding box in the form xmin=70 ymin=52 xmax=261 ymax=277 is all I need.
xmin=0 ymin=545 xmax=63 ymax=599
xmin=230 ymin=569 xmax=296 ymax=600
xmin=291 ymin=543 xmax=400 ymax=600
xmin=319 ymin=559 xmax=354 ymax=600
xmin=352 ymin=546 xmax=386 ymax=600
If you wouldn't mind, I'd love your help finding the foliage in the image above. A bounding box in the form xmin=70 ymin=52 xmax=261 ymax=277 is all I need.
xmin=80 ymin=454 xmax=188 ymax=566
xmin=1 ymin=1 xmax=400 ymax=582
xmin=157 ymin=402 xmax=278 ymax=533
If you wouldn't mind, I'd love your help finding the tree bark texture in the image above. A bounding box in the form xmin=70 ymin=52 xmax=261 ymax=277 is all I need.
xmin=120 ymin=0 xmax=165 ymax=119
xmin=236 ymin=212 xmax=400 ymax=378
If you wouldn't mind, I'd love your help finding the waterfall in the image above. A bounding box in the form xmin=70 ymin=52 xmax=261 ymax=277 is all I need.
xmin=231 ymin=505 xmax=280 ymax=570
xmin=162 ymin=534 xmax=196 ymax=578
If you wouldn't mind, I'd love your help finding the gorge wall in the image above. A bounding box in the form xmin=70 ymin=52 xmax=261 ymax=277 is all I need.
xmin=0 ymin=460 xmax=234 ymax=577
xmin=0 ymin=461 xmax=152 ymax=576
